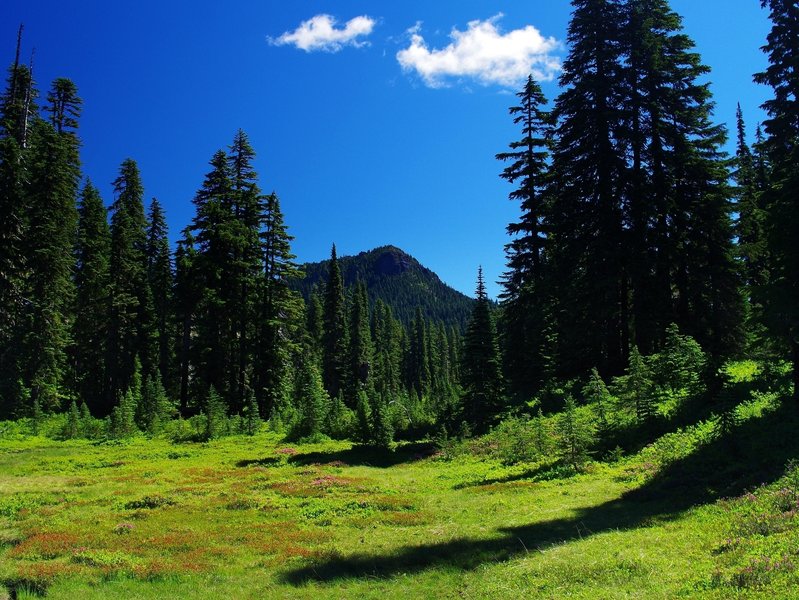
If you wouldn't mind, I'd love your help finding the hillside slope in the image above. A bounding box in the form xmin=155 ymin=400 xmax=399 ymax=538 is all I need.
xmin=292 ymin=245 xmax=475 ymax=329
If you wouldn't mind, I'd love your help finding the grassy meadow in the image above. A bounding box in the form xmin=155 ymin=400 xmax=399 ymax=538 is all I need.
xmin=2 ymin=367 xmax=799 ymax=599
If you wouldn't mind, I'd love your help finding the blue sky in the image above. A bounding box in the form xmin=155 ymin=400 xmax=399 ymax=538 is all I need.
xmin=2 ymin=1 xmax=772 ymax=298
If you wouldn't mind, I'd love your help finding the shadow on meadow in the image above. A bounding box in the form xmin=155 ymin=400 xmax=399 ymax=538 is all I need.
xmin=280 ymin=401 xmax=799 ymax=585
xmin=236 ymin=441 xmax=438 ymax=470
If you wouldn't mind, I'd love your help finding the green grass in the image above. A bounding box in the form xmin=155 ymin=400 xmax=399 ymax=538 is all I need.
xmin=2 ymin=387 xmax=799 ymax=598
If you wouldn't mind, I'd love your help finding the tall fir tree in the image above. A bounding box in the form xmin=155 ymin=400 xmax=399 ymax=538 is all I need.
xmin=460 ymin=268 xmax=504 ymax=433
xmin=190 ymin=150 xmax=233 ymax=403
xmin=20 ymin=78 xmax=81 ymax=409
xmin=107 ymin=158 xmax=157 ymax=404
xmin=754 ymin=0 xmax=799 ymax=399
xmin=174 ymin=227 xmax=199 ymax=412
xmin=322 ymin=244 xmax=348 ymax=400
xmin=0 ymin=54 xmax=38 ymax=417
xmin=72 ymin=181 xmax=111 ymax=413
xmin=347 ymin=280 xmax=373 ymax=397
xmin=254 ymin=191 xmax=303 ymax=417
xmin=145 ymin=198 xmax=175 ymax=395
xmin=549 ymin=0 xmax=627 ymax=377
xmin=497 ymin=74 xmax=555 ymax=399
xmin=226 ymin=130 xmax=262 ymax=411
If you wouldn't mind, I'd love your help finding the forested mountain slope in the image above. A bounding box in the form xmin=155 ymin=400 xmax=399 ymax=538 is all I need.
xmin=292 ymin=245 xmax=475 ymax=329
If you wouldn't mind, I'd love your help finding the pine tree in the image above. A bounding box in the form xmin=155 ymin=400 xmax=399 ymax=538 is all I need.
xmin=145 ymin=198 xmax=175 ymax=394
xmin=107 ymin=159 xmax=157 ymax=402
xmin=204 ymin=385 xmax=227 ymax=440
xmin=497 ymin=75 xmax=555 ymax=398
xmin=21 ymin=78 xmax=82 ymax=410
xmin=243 ymin=391 xmax=261 ymax=436
xmin=254 ymin=192 xmax=303 ymax=417
xmin=73 ymin=182 xmax=111 ymax=414
xmin=370 ymin=391 xmax=394 ymax=450
xmin=622 ymin=345 xmax=655 ymax=425
xmin=66 ymin=400 xmax=80 ymax=439
xmin=347 ymin=281 xmax=373 ymax=397
xmin=754 ymin=0 xmax=799 ymax=399
xmin=174 ymin=227 xmax=199 ymax=412
xmin=582 ymin=367 xmax=612 ymax=436
xmin=556 ymin=395 xmax=595 ymax=470
xmin=407 ymin=307 xmax=430 ymax=400
xmin=549 ymin=0 xmax=627 ymax=377
xmin=460 ymin=268 xmax=504 ymax=433
xmin=622 ymin=0 xmax=743 ymax=360
xmin=322 ymin=244 xmax=348 ymax=400
xmin=225 ymin=130 xmax=262 ymax=411
xmin=293 ymin=359 xmax=329 ymax=439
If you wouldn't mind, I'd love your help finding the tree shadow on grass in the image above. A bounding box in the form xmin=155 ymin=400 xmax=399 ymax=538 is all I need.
xmin=286 ymin=441 xmax=438 ymax=468
xmin=453 ymin=462 xmax=578 ymax=490
xmin=280 ymin=402 xmax=799 ymax=585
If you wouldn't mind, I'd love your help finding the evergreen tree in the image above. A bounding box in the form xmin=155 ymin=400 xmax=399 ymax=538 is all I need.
xmin=582 ymin=367 xmax=613 ymax=436
xmin=370 ymin=391 xmax=394 ymax=450
xmin=254 ymin=192 xmax=303 ymax=417
xmin=622 ymin=0 xmax=743 ymax=360
xmin=497 ymin=74 xmax=554 ymax=399
xmin=754 ymin=0 xmax=799 ymax=399
xmin=619 ymin=345 xmax=655 ymax=425
xmin=204 ymin=385 xmax=227 ymax=440
xmin=293 ymin=359 xmax=329 ymax=439
xmin=549 ymin=0 xmax=627 ymax=377
xmin=225 ymin=130 xmax=262 ymax=411
xmin=21 ymin=78 xmax=82 ymax=410
xmin=174 ymin=227 xmax=199 ymax=412
xmin=322 ymin=244 xmax=348 ymax=400
xmin=65 ymin=400 xmax=80 ymax=439
xmin=460 ymin=268 xmax=504 ymax=433
xmin=407 ymin=307 xmax=430 ymax=400
xmin=243 ymin=390 xmax=261 ymax=436
xmin=347 ymin=281 xmax=373 ymax=396
xmin=145 ymin=198 xmax=175 ymax=393
xmin=107 ymin=159 xmax=156 ymax=402
xmin=73 ymin=182 xmax=111 ymax=414
xmin=556 ymin=395 xmax=595 ymax=470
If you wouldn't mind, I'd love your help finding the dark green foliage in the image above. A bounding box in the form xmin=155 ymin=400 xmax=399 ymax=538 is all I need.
xmin=145 ymin=198 xmax=175 ymax=395
xmin=204 ymin=386 xmax=227 ymax=440
xmin=616 ymin=346 xmax=655 ymax=426
xmin=31 ymin=398 xmax=42 ymax=436
xmin=111 ymin=388 xmax=138 ymax=438
xmin=407 ymin=307 xmax=431 ymax=400
xmin=254 ymin=192 xmax=303 ymax=417
xmin=65 ymin=400 xmax=80 ymax=439
xmin=460 ymin=268 xmax=504 ymax=433
xmin=347 ymin=281 xmax=373 ymax=398
xmin=497 ymin=74 xmax=555 ymax=399
xmin=354 ymin=389 xmax=372 ymax=444
xmin=292 ymin=360 xmax=329 ymax=440
xmin=242 ymin=391 xmax=261 ymax=436
xmin=652 ymin=324 xmax=706 ymax=395
xmin=108 ymin=159 xmax=157 ymax=403
xmin=370 ymin=391 xmax=394 ymax=450
xmin=754 ymin=0 xmax=799 ymax=399
xmin=20 ymin=78 xmax=82 ymax=411
xmin=294 ymin=245 xmax=474 ymax=330
xmin=325 ymin=392 xmax=354 ymax=440
xmin=139 ymin=374 xmax=173 ymax=434
xmin=556 ymin=395 xmax=595 ymax=470
xmin=73 ymin=182 xmax=111 ymax=414
xmin=583 ymin=367 xmax=613 ymax=437
xmin=532 ymin=407 xmax=551 ymax=456
xmin=322 ymin=245 xmax=348 ymax=400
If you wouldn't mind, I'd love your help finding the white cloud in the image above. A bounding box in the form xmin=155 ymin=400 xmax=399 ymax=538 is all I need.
xmin=270 ymin=14 xmax=376 ymax=53
xmin=396 ymin=15 xmax=561 ymax=88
